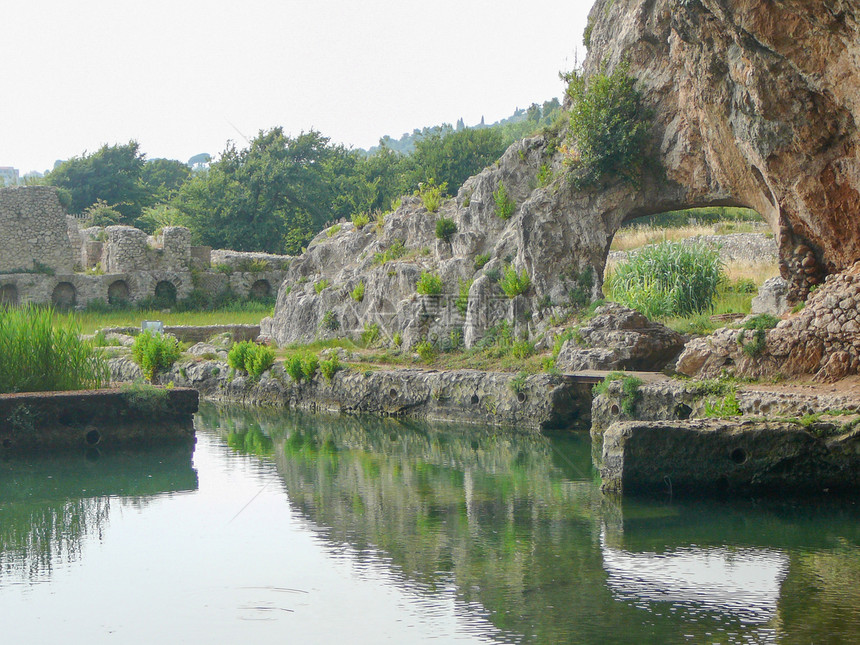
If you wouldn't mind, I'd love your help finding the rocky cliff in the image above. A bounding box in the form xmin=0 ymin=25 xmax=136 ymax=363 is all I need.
xmin=265 ymin=0 xmax=860 ymax=363
xmin=585 ymin=0 xmax=860 ymax=298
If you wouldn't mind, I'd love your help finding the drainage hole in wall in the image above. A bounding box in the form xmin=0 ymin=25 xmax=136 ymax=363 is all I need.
xmin=85 ymin=429 xmax=101 ymax=446
xmin=610 ymin=404 xmax=620 ymax=416
xmin=730 ymin=448 xmax=747 ymax=464
xmin=517 ymin=392 xmax=527 ymax=404
xmin=389 ymin=388 xmax=397 ymax=398
xmin=674 ymin=403 xmax=692 ymax=420
xmin=470 ymin=394 xmax=479 ymax=405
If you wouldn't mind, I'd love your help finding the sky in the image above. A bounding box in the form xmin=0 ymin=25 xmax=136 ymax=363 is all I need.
xmin=1 ymin=0 xmax=592 ymax=175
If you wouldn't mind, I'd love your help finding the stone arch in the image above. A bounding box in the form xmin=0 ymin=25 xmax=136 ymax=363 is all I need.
xmin=250 ymin=279 xmax=271 ymax=300
xmin=154 ymin=280 xmax=177 ymax=307
xmin=52 ymin=282 xmax=77 ymax=310
xmin=108 ymin=279 xmax=130 ymax=305
xmin=0 ymin=284 xmax=18 ymax=306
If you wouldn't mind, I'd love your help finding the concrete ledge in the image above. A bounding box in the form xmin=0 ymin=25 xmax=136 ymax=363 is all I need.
xmin=0 ymin=387 xmax=198 ymax=453
xmin=600 ymin=419 xmax=860 ymax=496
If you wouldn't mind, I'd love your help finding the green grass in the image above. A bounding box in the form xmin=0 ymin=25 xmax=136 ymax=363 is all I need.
xmin=71 ymin=307 xmax=271 ymax=335
xmin=0 ymin=305 xmax=108 ymax=393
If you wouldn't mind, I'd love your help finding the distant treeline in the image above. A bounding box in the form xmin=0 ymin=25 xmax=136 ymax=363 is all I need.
xmin=37 ymin=100 xmax=563 ymax=255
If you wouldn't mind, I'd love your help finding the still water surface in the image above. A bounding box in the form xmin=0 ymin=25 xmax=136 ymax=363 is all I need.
xmin=1 ymin=403 xmax=858 ymax=643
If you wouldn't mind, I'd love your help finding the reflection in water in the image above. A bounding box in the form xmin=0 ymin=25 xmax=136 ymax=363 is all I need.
xmin=1 ymin=403 xmax=858 ymax=643
xmin=0 ymin=446 xmax=197 ymax=581
xmin=201 ymin=404 xmax=860 ymax=644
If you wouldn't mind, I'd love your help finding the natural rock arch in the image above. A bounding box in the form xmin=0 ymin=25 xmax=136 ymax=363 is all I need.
xmin=108 ymin=280 xmax=130 ymax=305
xmin=584 ymin=0 xmax=860 ymax=299
xmin=154 ymin=280 xmax=177 ymax=307
xmin=52 ymin=282 xmax=77 ymax=310
xmin=0 ymin=284 xmax=18 ymax=306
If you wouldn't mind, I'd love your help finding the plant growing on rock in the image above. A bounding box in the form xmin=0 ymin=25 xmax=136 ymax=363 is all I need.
xmin=286 ymin=354 xmax=305 ymax=382
xmin=361 ymin=322 xmax=381 ymax=347
xmin=302 ymin=354 xmax=319 ymax=380
xmin=325 ymin=224 xmax=341 ymax=237
xmin=351 ymin=281 xmax=365 ymax=302
xmin=456 ymin=279 xmax=473 ymax=316
xmin=435 ymin=217 xmax=457 ymax=243
xmin=314 ymin=279 xmax=330 ymax=294
xmin=320 ymin=309 xmax=340 ymax=331
xmin=416 ymin=271 xmax=444 ymax=296
xmin=228 ymin=341 xmax=275 ymax=379
xmin=131 ymin=330 xmax=182 ymax=382
xmin=607 ymin=242 xmax=723 ymax=318
xmin=373 ymin=239 xmax=406 ymax=265
xmin=474 ymin=253 xmax=491 ymax=270
xmin=415 ymin=340 xmax=436 ymax=363
xmin=351 ymin=212 xmax=370 ymax=229
xmin=593 ymin=371 xmax=643 ymax=415
xmin=736 ymin=313 xmax=779 ymax=357
xmin=417 ymin=179 xmax=447 ymax=212
xmin=493 ymin=182 xmax=516 ymax=220
xmin=500 ymin=265 xmax=531 ymax=298
xmin=563 ymin=62 xmax=650 ymax=190
xmin=320 ymin=353 xmax=341 ymax=383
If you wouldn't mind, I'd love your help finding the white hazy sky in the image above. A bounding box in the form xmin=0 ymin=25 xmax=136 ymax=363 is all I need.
xmin=1 ymin=0 xmax=592 ymax=174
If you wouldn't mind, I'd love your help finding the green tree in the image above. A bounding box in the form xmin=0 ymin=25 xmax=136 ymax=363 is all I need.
xmin=175 ymin=128 xmax=346 ymax=254
xmin=47 ymin=141 xmax=148 ymax=222
xmin=141 ymin=158 xmax=191 ymax=203
xmin=411 ymin=127 xmax=507 ymax=194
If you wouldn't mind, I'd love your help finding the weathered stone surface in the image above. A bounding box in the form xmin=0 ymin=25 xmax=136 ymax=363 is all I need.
xmin=586 ymin=0 xmax=860 ymax=299
xmin=751 ymin=276 xmax=789 ymax=315
xmin=677 ymin=261 xmax=860 ymax=381
xmin=600 ymin=418 xmax=860 ymax=496
xmin=0 ymin=187 xmax=75 ymax=274
xmin=555 ymin=303 xmax=686 ymax=372
xmin=108 ymin=357 xmax=592 ymax=430
xmin=0 ymin=388 xmax=198 ymax=453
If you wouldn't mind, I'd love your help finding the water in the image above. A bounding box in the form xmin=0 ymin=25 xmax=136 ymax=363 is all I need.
xmin=1 ymin=403 xmax=858 ymax=644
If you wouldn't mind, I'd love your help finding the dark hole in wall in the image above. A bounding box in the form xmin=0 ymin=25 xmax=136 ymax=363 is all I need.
xmin=85 ymin=429 xmax=101 ymax=446
xmin=674 ymin=403 xmax=693 ymax=420
xmin=730 ymin=447 xmax=748 ymax=464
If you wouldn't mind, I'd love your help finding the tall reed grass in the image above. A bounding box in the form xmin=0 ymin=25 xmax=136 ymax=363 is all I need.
xmin=607 ymin=242 xmax=724 ymax=318
xmin=0 ymin=306 xmax=108 ymax=393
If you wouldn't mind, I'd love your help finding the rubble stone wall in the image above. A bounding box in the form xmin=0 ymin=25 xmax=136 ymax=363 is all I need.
xmin=0 ymin=187 xmax=74 ymax=274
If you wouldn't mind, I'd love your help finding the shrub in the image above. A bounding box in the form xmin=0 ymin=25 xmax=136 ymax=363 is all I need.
xmin=415 ymin=340 xmax=436 ymax=363
xmin=351 ymin=281 xmax=365 ymax=302
xmin=320 ymin=353 xmax=341 ymax=383
xmin=499 ymin=265 xmax=531 ymax=298
xmin=416 ymin=271 xmax=444 ymax=296
xmin=474 ymin=253 xmax=491 ymax=270
xmin=608 ymin=242 xmax=724 ymax=318
xmin=361 ymin=322 xmax=381 ymax=347
xmin=286 ymin=354 xmax=305 ymax=382
xmin=435 ymin=217 xmax=458 ymax=242
xmin=352 ymin=212 xmax=371 ymax=229
xmin=511 ymin=339 xmax=535 ymax=359
xmin=537 ymin=163 xmax=553 ymax=187
xmin=493 ymin=182 xmax=516 ymax=220
xmin=456 ymin=279 xmax=473 ymax=316
xmin=326 ymin=224 xmax=341 ymax=237
xmin=302 ymin=354 xmax=319 ymax=380
xmin=320 ymin=309 xmax=340 ymax=331
xmin=373 ymin=239 xmax=406 ymax=265
xmin=417 ymin=179 xmax=447 ymax=213
xmin=392 ymin=332 xmax=403 ymax=347
xmin=737 ymin=314 xmax=779 ymax=357
xmin=131 ymin=330 xmax=182 ymax=382
xmin=563 ymin=62 xmax=650 ymax=190
xmin=314 ymin=279 xmax=330 ymax=294
xmin=228 ymin=341 xmax=275 ymax=379
xmin=0 ymin=306 xmax=108 ymax=393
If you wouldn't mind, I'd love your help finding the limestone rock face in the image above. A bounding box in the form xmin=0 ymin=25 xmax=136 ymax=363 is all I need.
xmin=677 ymin=261 xmax=860 ymax=381
xmin=555 ymin=303 xmax=686 ymax=372
xmin=751 ymin=277 xmax=789 ymax=315
xmin=585 ymin=0 xmax=860 ymax=299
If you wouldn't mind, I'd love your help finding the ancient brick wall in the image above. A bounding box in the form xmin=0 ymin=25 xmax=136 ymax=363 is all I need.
xmin=0 ymin=187 xmax=74 ymax=273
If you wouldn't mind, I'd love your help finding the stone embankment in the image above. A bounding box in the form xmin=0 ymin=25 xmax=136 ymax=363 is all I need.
xmin=592 ymin=377 xmax=860 ymax=496
xmin=0 ymin=387 xmax=198 ymax=453
xmin=108 ymin=356 xmax=591 ymax=431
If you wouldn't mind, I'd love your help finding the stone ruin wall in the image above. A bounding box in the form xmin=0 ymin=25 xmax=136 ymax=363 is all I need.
xmin=0 ymin=186 xmax=290 ymax=309
xmin=0 ymin=187 xmax=75 ymax=274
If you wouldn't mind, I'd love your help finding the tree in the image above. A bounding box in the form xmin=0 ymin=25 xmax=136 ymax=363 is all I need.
xmin=411 ymin=127 xmax=507 ymax=194
xmin=141 ymin=158 xmax=191 ymax=203
xmin=46 ymin=141 xmax=148 ymax=223
xmin=175 ymin=128 xmax=348 ymax=254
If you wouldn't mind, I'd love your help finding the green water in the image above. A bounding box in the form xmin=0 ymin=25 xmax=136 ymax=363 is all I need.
xmin=1 ymin=403 xmax=858 ymax=643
